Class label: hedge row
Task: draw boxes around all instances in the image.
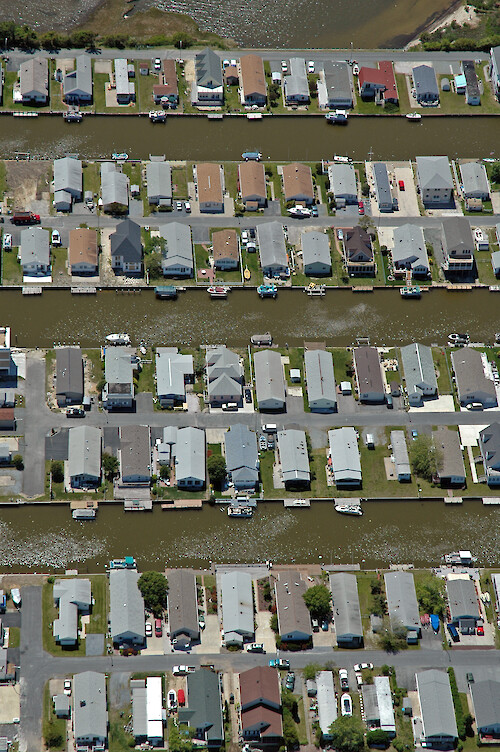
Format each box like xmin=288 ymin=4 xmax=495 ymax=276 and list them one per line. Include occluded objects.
xmin=447 ymin=667 xmax=466 ymax=740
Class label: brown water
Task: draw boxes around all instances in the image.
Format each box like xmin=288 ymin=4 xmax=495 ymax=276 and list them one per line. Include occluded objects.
xmin=0 ymin=115 xmax=498 ymax=162
xmin=0 ymin=501 xmax=499 ymax=572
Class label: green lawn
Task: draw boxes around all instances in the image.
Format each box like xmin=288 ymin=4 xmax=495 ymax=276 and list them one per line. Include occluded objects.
xmin=8 ymin=626 xmax=20 ymax=648
xmin=432 ymin=348 xmax=452 ymax=395
xmin=0 ymin=161 xmax=7 ymax=199
xmin=135 ymin=353 xmax=155 ymax=395
xmin=172 ymin=165 xmax=188 ymax=199
xmin=356 ymin=572 xmax=378 ymax=636
xmin=476 ymin=254 xmax=499 ymax=285
xmin=51 ymin=247 xmax=69 ymax=280
xmin=395 ymin=73 xmax=412 ymax=114
xmin=49 ymin=61 xmax=65 ymax=113
xmin=331 ymin=347 xmax=353 ymax=387
xmin=43 ymin=685 xmax=66 ymax=751
xmin=437 ymin=68 xmax=500 ymax=115
xmin=2 ymin=250 xmax=22 ymax=285
xmin=0 ymin=72 xmax=21 ymax=112
xmin=82 ymin=162 xmax=101 ymax=200
xmin=109 ymin=703 xmax=136 ymax=752
xmin=82 ymin=348 xmax=104 ymax=390
xmin=241 ymin=246 xmax=263 ymax=285
xmin=137 ymin=72 xmax=157 ymax=112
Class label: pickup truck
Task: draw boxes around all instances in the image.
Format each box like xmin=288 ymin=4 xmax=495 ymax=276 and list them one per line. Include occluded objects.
xmin=269 ymin=658 xmax=290 ymax=669
xmin=172 ymin=665 xmax=196 ymax=676
xmin=66 ymin=407 xmax=85 ymax=418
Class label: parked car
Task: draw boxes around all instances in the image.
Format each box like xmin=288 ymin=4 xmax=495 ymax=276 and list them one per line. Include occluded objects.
xmin=2 ymin=233 xmax=12 ymax=250
xmin=398 ymin=179 xmax=405 ymax=191
xmin=466 ymin=672 xmax=475 ymax=684
xmin=411 ymin=430 xmax=419 ymax=441
xmin=155 ymin=618 xmax=163 ymax=637
xmin=337 ymin=229 xmax=344 ymax=242
xmin=246 ymin=643 xmax=265 ymax=653
xmin=241 ymin=230 xmax=249 ymax=244
xmin=66 ymin=407 xmax=85 ymax=418
xmin=311 ymin=206 xmax=318 ymax=217
xmin=259 ymin=435 xmax=267 ymax=450
xmin=249 ymin=228 xmax=256 ymax=239
xmin=308 ymin=61 xmax=315 ymax=73
xmin=285 ymin=672 xmax=295 ymax=691
xmin=269 ymin=658 xmax=290 ymax=669
xmin=321 ymin=619 xmax=329 ymax=631
xmin=167 ymin=689 xmax=177 ymax=710
xmin=244 ymin=388 xmax=252 ymax=403
xmin=172 ymin=665 xmax=196 ymax=675
xmin=339 ymin=669 xmax=349 ymax=691
xmin=477 ymin=625 xmax=484 ymax=636
xmin=354 ymin=663 xmax=373 ymax=672
xmin=281 ymin=60 xmax=288 ymax=73
xmin=145 ymin=622 xmax=153 ymax=637
xmin=358 ymin=200 xmax=365 ymax=215
xmin=63 ymin=679 xmax=72 ymax=696
xmin=176 ymin=201 xmax=183 ymax=211
xmin=222 ymin=59 xmax=230 ymax=68
xmin=154 ymin=58 xmax=161 ymax=70
xmin=184 ymin=201 xmax=191 ymax=213
xmin=312 ymin=618 xmax=320 ymax=633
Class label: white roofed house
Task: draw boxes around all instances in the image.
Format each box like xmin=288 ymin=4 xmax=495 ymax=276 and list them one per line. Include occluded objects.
xmin=63 ymin=54 xmax=92 ymax=104
xmin=20 ymin=227 xmax=50 ymax=277
xmin=114 ymin=58 xmax=135 ymax=103
xmin=101 ymin=163 xmax=129 ymax=213
xmin=284 ymin=58 xmax=310 ymax=104
xmin=221 ymin=570 xmax=254 ymax=646
xmin=390 ymin=430 xmax=411 ymax=482
xmin=53 ymin=578 xmax=92 ymax=645
xmin=491 ymin=46 xmax=500 ymax=100
xmin=277 ymin=429 xmax=310 ymax=489
xmin=253 ymin=349 xmax=286 ymax=411
xmin=53 ymin=156 xmax=83 ymax=212
xmin=160 ymin=222 xmax=193 ymax=278
xmin=460 ymin=161 xmax=490 ymax=200
xmin=258 ymin=222 xmax=288 ymax=277
xmin=416 ymin=156 xmax=454 ymax=207
xmin=20 ymin=56 xmax=48 ymax=103
xmin=363 ymin=677 xmax=396 ymax=737
xmin=109 ymin=567 xmax=145 ymax=646
xmin=328 ymin=427 xmax=362 ymax=488
xmin=146 ymin=160 xmax=172 ymax=207
xmin=73 ymin=671 xmax=108 ymax=750
xmin=302 ymin=231 xmax=331 ymax=276
xmin=155 ymin=347 xmax=194 ymax=406
xmin=400 ymin=343 xmax=437 ymax=406
xmin=304 ymin=349 xmax=336 ymax=412
xmin=175 ymin=427 xmax=206 ymax=489
xmin=328 ymin=163 xmax=358 ymax=205
xmin=391 ymin=224 xmax=430 ymax=278
xmin=68 ymin=426 xmax=102 ymax=489
xmin=206 ymin=346 xmax=243 ymax=407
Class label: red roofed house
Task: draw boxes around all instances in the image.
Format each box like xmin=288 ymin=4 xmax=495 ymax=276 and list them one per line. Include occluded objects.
xmin=239 ymin=666 xmax=283 ymax=750
xmin=358 ymin=61 xmax=398 ymax=105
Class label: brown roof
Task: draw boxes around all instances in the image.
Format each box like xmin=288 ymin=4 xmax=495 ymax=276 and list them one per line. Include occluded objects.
xmin=69 ymin=229 xmax=98 ymax=267
xmin=196 ymin=163 xmax=223 ymax=204
xmin=282 ymin=163 xmax=314 ymax=201
xmin=212 ymin=229 xmax=239 ymax=263
xmin=160 ymin=59 xmax=178 ymax=96
xmin=224 ymin=65 xmax=239 ymax=82
xmin=238 ymin=161 xmax=266 ymax=201
xmin=240 ymin=54 xmax=267 ymax=99
xmin=240 ymin=667 xmax=283 ymax=739
xmin=274 ymin=570 xmax=311 ymax=638
xmin=242 ymin=706 xmax=283 ymax=738
xmin=353 ymin=346 xmax=385 ymax=395
xmin=345 ymin=226 xmax=373 ymax=262
xmin=0 ymin=408 xmax=14 ymax=421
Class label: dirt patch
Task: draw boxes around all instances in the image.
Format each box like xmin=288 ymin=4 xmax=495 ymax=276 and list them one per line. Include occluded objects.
xmin=5 ymin=160 xmax=52 ymax=211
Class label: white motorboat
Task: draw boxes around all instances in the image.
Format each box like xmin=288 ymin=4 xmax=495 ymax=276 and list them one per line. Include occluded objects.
xmin=11 ymin=588 xmax=21 ymax=607
xmin=335 ymin=504 xmax=363 ymax=516
xmin=448 ymin=332 xmax=469 ymax=345
xmin=106 ymin=333 xmax=131 ymax=346
xmin=341 ymin=693 xmax=353 ymax=716
xmin=406 ymin=112 xmax=422 ymax=121
xmin=227 ymin=505 xmax=254 ymax=518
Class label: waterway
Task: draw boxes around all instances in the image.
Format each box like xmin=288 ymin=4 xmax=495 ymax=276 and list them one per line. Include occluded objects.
xmin=0 ymin=115 xmax=498 ymax=162
xmin=0 ymin=501 xmax=499 ymax=572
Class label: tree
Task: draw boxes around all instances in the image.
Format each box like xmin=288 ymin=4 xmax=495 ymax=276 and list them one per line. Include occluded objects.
xmin=45 ymin=720 xmax=63 ymax=748
xmin=159 ymin=464 xmax=170 ymax=480
xmin=137 ymin=571 xmax=168 ymax=616
xmin=416 ymin=576 xmax=446 ymax=618
xmin=12 ymin=454 xmax=24 ymax=470
xmin=303 ymin=663 xmax=322 ymax=680
xmin=282 ymin=688 xmax=299 ymax=749
xmin=102 ymin=452 xmax=119 ymax=481
xmin=491 ymin=163 xmax=500 ymax=184
xmin=328 ymin=715 xmax=365 ymax=752
xmin=378 ymin=626 xmax=407 ymax=653
xmin=145 ymin=253 xmax=163 ymax=280
xmin=410 ymin=434 xmax=439 ymax=481
xmin=207 ymin=454 xmax=226 ymax=490
xmin=303 ymin=584 xmax=331 ymax=618
xmin=270 ymin=613 xmax=278 ymax=633
xmin=367 ymin=729 xmax=390 ymax=749
xmin=50 ymin=460 xmax=64 ymax=484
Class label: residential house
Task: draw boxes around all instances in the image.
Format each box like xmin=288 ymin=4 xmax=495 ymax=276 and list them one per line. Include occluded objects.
xmin=224 ymin=425 xmax=259 ymax=490
xmin=253 ymin=349 xmax=286 ymax=411
xmin=362 ymin=677 xmax=396 ymax=737
xmin=20 ymin=227 xmax=50 ymax=277
xmin=400 ymin=343 xmax=437 ymax=406
xmin=384 ymin=571 xmax=421 ymax=635
xmin=390 ymin=430 xmax=411 ymax=482
xmin=412 ymin=65 xmax=439 ymax=104
xmin=110 ymin=219 xmax=142 ymax=275
xmin=195 ymin=163 xmax=224 ymax=213
xmin=258 ymin=222 xmax=288 ymax=277
xmin=240 ymin=54 xmax=267 ymax=105
xmin=152 ymin=59 xmax=178 ymax=105
xmin=220 ymin=571 xmax=254 ymax=646
xmin=416 ymin=670 xmax=458 ymax=749
xmin=353 ymin=346 xmax=385 ymax=402
xmin=301 ymin=231 xmax=331 ymax=276
xmin=155 ymin=347 xmax=193 ymax=406
xmin=55 ymin=346 xmax=83 ymax=406
xmin=20 ymin=56 xmax=48 ymax=103
xmin=53 ymin=156 xmax=83 ymax=211
xmin=239 ymin=667 xmax=283 ymax=750
xmin=54 ymin=695 xmax=71 ymax=719
xmin=282 ymin=162 xmax=314 ymax=205
xmin=224 ymin=65 xmax=239 ymax=86
xmin=192 ymin=48 xmax=223 ymax=105
xmin=455 ymin=73 xmax=467 ymax=94
xmin=160 ymin=222 xmax=193 ymax=278
xmin=490 ymin=46 xmax=500 ymax=100
xmin=470 ymin=681 xmax=500 ymax=741
xmin=478 ymin=423 xmax=500 ymax=486
xmin=451 ymin=347 xmax=497 ymax=408
xmin=114 ymin=58 xmax=135 ymax=103
xmin=101 ymin=163 xmax=129 ymax=213
xmin=416 ymin=156 xmax=454 ymax=207
xmin=167 ymin=569 xmax=200 ymax=647
xmin=328 ymin=163 xmax=358 ymax=205
xmin=316 ymin=672 xmax=337 ymax=742
xmin=328 ymin=427 xmax=362 ymax=487
xmin=433 ymin=426 xmax=466 ymax=487
xmin=68 ymin=426 xmax=102 ymax=488
xmin=0 ymin=409 xmax=15 ymax=431
xmin=492 ymin=250 xmax=500 ymax=277
xmin=277 ymin=429 xmax=310 ymax=489
xmin=0 ymin=328 xmax=12 ymax=383
xmin=109 ymin=567 xmax=145 ymax=646
xmin=132 ymin=676 xmax=163 ymax=747
xmin=318 ymin=61 xmax=353 ymax=109
xmin=119 ymin=425 xmax=151 ymax=485
xmin=391 ymin=224 xmax=430 ymax=278
xmin=175 ymin=427 xmax=206 ymax=489
xmin=459 ymin=161 xmax=490 ymax=200
xmin=238 ymin=161 xmax=267 ymax=208
xmin=358 ymin=61 xmax=398 ymax=104
xmin=69 ymin=228 xmax=98 ymax=275
xmin=53 ymin=578 xmax=92 ymax=646
xmin=146 ymin=160 xmax=172 ymax=207
xmin=206 ymin=346 xmax=242 ymax=407
xmin=329 ymin=572 xmax=363 ymax=648
xmin=284 ymin=58 xmax=310 ymax=104
xmin=178 ymin=670 xmax=224 ymax=748
xmin=373 ymin=162 xmax=395 ymax=212
xmin=344 ymin=227 xmax=376 ymax=276
xmin=212 ymin=229 xmax=239 ymax=270
xmin=275 ymin=571 xmax=312 ymax=643
xmin=102 ymin=347 xmax=134 ymax=410
xmin=462 ymin=60 xmax=480 ymax=105
xmin=304 ymin=349 xmax=336 ymax=412
xmin=73 ymin=672 xmax=108 ymax=750
xmin=442 ymin=217 xmax=475 ymax=274
xmin=63 ymin=54 xmax=92 ymax=104
xmin=446 ymin=577 xmax=480 ymax=632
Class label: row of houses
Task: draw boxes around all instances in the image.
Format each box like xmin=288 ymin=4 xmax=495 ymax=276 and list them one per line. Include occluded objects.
xmin=411 ymin=60 xmax=481 ymax=106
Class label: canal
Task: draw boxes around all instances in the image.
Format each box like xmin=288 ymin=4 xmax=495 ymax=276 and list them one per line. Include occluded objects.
xmin=0 ymin=115 xmax=498 ymax=161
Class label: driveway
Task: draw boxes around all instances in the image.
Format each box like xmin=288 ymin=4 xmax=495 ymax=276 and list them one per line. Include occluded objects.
xmin=393 ymin=164 xmax=420 ymax=217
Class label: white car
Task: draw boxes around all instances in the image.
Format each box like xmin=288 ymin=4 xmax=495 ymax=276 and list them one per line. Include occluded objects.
xmin=246 ymin=643 xmax=265 ymax=653
xmin=230 ymin=59 xmax=237 ymax=67
xmin=145 ymin=622 xmax=153 ymax=637
xmin=281 ymin=60 xmax=288 ymax=73
xmin=172 ymin=665 xmax=195 ymax=675
xmin=337 ymin=229 xmax=344 ymax=242
xmin=354 ymin=662 xmax=373 ymax=672
xmin=176 ymin=201 xmax=183 ymax=211
xmin=222 ymin=59 xmax=230 ymax=68
xmin=184 ymin=201 xmax=191 ymax=213
xmin=63 ymin=679 xmax=72 ymax=696
xmin=2 ymin=233 xmax=12 ymax=250
xmin=308 ymin=61 xmax=315 ymax=73
xmin=167 ymin=689 xmax=177 ymax=710
xmin=51 ymin=229 xmax=61 ymax=246
xmin=154 ymin=58 xmax=161 ymax=70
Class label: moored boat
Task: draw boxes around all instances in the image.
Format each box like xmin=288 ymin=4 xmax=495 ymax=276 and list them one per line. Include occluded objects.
xmin=257 ymin=284 xmax=277 ymax=298
xmin=325 ymin=110 xmax=348 ymax=124
xmin=207 ymin=285 xmax=230 ymax=298
xmin=335 ymin=504 xmax=363 ymax=516
xmin=448 ymin=332 xmax=469 ymax=345
xmin=106 ymin=333 xmax=131 ymax=345
xmin=227 ymin=505 xmax=254 ymax=518
xmin=112 ymin=152 xmax=128 ymax=161
xmin=406 ymin=112 xmax=422 ymax=121
xmin=149 ymin=110 xmax=167 ymax=122
xmin=11 ymin=588 xmax=21 ymax=607
xmin=400 ymin=285 xmax=421 ymax=298
xmin=63 ymin=111 xmax=83 ymax=122
xmin=241 ymin=151 xmax=262 ymax=161
xmin=251 ymin=333 xmax=273 ymax=346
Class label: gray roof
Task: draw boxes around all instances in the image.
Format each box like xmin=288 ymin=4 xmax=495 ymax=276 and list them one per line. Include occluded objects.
xmin=363 ymin=685 xmax=379 ymax=724
xmin=323 ymin=60 xmax=352 ymax=104
xmin=442 ymin=217 xmax=474 ymax=258
xmin=275 ymin=570 xmax=311 ymax=639
xmin=284 ymin=58 xmax=309 ymax=99
xmin=160 ymin=222 xmax=193 ymax=273
xmin=471 ymin=681 xmax=500 ymax=732
xmin=363 ymin=677 xmax=395 ymax=733
xmin=168 ymin=569 xmax=200 ymax=641
xmin=390 ymin=431 xmax=411 ymax=478
xmin=416 ymin=156 xmax=453 ymax=191
xmin=328 ymin=427 xmax=362 ymax=484
xmin=328 ymin=163 xmax=357 ymax=198
xmin=178 ymin=670 xmax=224 ymax=744
xmin=304 ymin=349 xmax=336 ymax=410
xmin=20 ymin=227 xmax=50 ymax=267
xmin=400 ymin=343 xmax=437 ymax=397
xmin=460 ymin=161 xmax=489 ymax=197
xmin=114 ymin=58 xmax=133 ymax=97
xmin=119 ymin=425 xmax=151 ymax=480
xmin=101 ymin=167 xmax=129 ymax=208
xmin=111 ymin=219 xmax=142 ymax=263
xmin=56 ymin=347 xmax=83 ymax=402
xmin=329 ymin=572 xmax=362 ymax=640
xmin=53 ymin=578 xmax=92 ymax=644
xmin=302 ymin=232 xmax=331 ymax=270
xmin=54 ymin=694 xmax=70 ymax=715
xmin=384 ymin=571 xmax=420 ymax=631
xmin=54 ymin=156 xmax=82 ymax=196
xmin=109 ymin=568 xmax=145 ymax=642
xmin=451 ymin=347 xmax=497 ymax=407
xmin=208 ymin=372 xmax=241 ymax=402
xmin=156 ymin=347 xmax=193 ymax=401
xmin=63 ymin=54 xmax=92 ymax=99
xmin=206 ymin=347 xmax=242 ymax=382
xmin=463 ymin=60 xmax=480 ymax=99
xmin=132 ymin=683 xmax=147 ymax=738
xmin=480 ymin=423 xmax=500 ymax=477
xmin=434 ymin=426 xmax=466 ymax=481
xmin=277 ymin=429 xmax=310 ymax=484
xmin=221 ymin=571 xmax=254 ymax=642
xmin=492 ymin=249 xmax=500 ymax=272
xmin=195 ymin=48 xmax=222 ymax=88
xmin=373 ymin=162 xmax=392 ymax=207
xmin=68 ymin=426 xmax=102 ymax=481
xmin=20 ymin=56 xmax=48 ymax=98
xmin=73 ymin=671 xmax=108 ymax=744
xmin=446 ymin=578 xmax=480 ymax=621
xmin=175 ymin=427 xmax=205 ymax=485
xmin=316 ymin=671 xmax=337 ymax=735
xmin=254 ymin=349 xmax=286 ymax=408
xmin=258 ymin=222 xmax=287 ymax=270
xmin=224 ymin=425 xmax=259 ymax=486
xmin=105 ymin=347 xmax=134 ymax=389
xmin=392 ymin=224 xmax=429 ymax=272
xmin=417 ymin=670 xmax=458 ymax=740
xmin=412 ymin=64 xmax=439 ymax=97
xmin=146 ymin=161 xmax=172 ymax=202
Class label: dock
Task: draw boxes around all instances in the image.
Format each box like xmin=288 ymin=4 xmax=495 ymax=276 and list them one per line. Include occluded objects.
xmin=22 ymin=287 xmax=42 ymax=295
xmin=444 ymin=497 xmax=463 ymax=504
xmin=13 ymin=111 xmax=38 ymax=117
xmin=207 ymin=113 xmax=223 ymax=119
xmin=482 ymin=497 xmax=500 ymax=505
xmin=352 ymin=286 xmax=373 ymax=292
xmin=283 ymin=498 xmax=311 ymax=507
xmin=71 ymin=287 xmax=97 ymax=294
xmin=155 ymin=285 xmax=178 ymax=299
xmin=161 ymin=498 xmax=203 ymax=510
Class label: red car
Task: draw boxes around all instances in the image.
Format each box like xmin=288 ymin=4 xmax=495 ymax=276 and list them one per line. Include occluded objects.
xmin=398 ymin=180 xmax=405 ymax=191
xmin=358 ymin=201 xmax=364 ymax=215
xmin=155 ymin=618 xmax=163 ymax=637
xmin=477 ymin=625 xmax=484 ymax=636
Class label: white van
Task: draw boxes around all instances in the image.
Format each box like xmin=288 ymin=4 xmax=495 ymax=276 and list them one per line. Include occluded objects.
xmin=263 ymin=424 xmax=277 ymax=433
